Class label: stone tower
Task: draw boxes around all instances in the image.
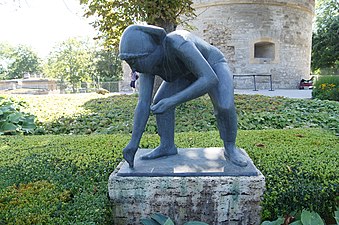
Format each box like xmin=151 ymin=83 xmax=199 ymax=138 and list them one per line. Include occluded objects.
xmin=190 ymin=0 xmax=315 ymax=89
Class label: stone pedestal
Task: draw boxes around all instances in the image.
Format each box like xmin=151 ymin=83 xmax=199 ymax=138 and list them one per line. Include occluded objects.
xmin=108 ymin=148 xmax=265 ymax=225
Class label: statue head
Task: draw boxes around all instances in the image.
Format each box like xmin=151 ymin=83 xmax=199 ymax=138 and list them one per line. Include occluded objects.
xmin=119 ymin=25 xmax=167 ymax=72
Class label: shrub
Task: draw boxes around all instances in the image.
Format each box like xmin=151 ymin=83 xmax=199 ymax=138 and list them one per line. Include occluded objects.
xmin=17 ymin=94 xmax=339 ymax=135
xmin=239 ymin=129 xmax=338 ymax=222
xmin=312 ymin=75 xmax=339 ymax=101
xmin=0 ymin=129 xmax=337 ymax=224
xmin=0 ymin=134 xmax=126 ymax=224
xmin=261 ymin=210 xmax=327 ymax=225
xmin=0 ymin=95 xmax=36 ymax=135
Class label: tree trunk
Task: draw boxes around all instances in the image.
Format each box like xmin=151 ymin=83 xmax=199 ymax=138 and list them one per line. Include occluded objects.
xmin=152 ymin=19 xmax=177 ymax=97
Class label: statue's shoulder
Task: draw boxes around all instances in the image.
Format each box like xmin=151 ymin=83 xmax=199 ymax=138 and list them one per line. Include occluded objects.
xmin=165 ymin=30 xmax=192 ymax=49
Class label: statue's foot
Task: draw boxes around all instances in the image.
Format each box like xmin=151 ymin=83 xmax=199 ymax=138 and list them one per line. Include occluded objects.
xmin=224 ymin=148 xmax=248 ymax=167
xmin=141 ymin=145 xmax=178 ymax=160
xmin=123 ymin=148 xmax=137 ymax=168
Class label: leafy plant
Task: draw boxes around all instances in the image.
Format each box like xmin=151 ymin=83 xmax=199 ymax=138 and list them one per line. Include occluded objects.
xmin=16 ymin=94 xmax=339 ymax=135
xmin=312 ymin=75 xmax=339 ymax=101
xmin=335 ymin=207 xmax=339 ymax=224
xmin=0 ymin=96 xmax=36 ymax=135
xmin=141 ymin=213 xmax=208 ymax=225
xmin=261 ymin=210 xmax=327 ymax=225
xmin=80 ymin=0 xmax=196 ymax=48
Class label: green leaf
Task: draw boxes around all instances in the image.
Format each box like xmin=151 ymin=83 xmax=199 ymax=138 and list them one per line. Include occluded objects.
xmin=334 ymin=208 xmax=339 ymax=225
xmin=184 ymin=222 xmax=209 ymax=225
xmin=21 ymin=122 xmax=36 ymax=133
xmin=151 ymin=213 xmax=173 ymax=225
xmin=261 ymin=217 xmax=284 ymax=225
xmin=289 ymin=221 xmax=302 ymax=225
xmin=140 ymin=218 xmax=160 ymax=225
xmin=301 ymin=210 xmax=324 ymax=225
xmin=0 ymin=122 xmax=18 ymax=133
xmin=7 ymin=112 xmax=23 ymax=123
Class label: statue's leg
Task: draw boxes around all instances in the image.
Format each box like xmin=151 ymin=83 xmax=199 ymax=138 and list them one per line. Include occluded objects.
xmin=208 ymin=62 xmax=248 ymax=167
xmin=141 ymin=78 xmax=191 ymax=160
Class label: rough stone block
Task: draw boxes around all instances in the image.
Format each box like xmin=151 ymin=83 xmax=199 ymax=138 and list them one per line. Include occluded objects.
xmin=108 ymin=148 xmax=265 ymax=225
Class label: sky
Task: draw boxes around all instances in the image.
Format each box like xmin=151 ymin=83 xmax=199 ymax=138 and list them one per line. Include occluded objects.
xmin=0 ymin=0 xmax=97 ymax=58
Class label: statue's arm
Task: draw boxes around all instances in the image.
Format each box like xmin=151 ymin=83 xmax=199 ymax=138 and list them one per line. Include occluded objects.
xmin=128 ymin=73 xmax=154 ymax=147
xmin=151 ymin=41 xmax=218 ymax=114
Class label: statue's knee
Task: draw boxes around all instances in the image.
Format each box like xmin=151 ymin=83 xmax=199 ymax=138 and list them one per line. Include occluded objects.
xmin=214 ymin=103 xmax=235 ymax=116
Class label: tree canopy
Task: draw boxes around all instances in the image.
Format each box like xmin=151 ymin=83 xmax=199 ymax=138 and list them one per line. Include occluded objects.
xmin=80 ymin=0 xmax=196 ymax=48
xmin=43 ymin=38 xmax=123 ymax=92
xmin=94 ymin=49 xmax=122 ymax=82
xmin=44 ymin=38 xmax=94 ymax=92
xmin=0 ymin=43 xmax=42 ymax=80
xmin=311 ymin=0 xmax=339 ymax=74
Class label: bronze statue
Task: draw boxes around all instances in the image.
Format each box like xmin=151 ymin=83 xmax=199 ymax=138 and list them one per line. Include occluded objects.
xmin=119 ymin=24 xmax=248 ymax=168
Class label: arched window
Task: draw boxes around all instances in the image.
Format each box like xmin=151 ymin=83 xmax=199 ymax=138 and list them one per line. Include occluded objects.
xmin=254 ymin=42 xmax=275 ymax=59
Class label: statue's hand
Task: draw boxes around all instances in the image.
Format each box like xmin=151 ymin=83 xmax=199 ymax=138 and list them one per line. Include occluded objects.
xmin=123 ymin=142 xmax=138 ymax=168
xmin=150 ymin=98 xmax=174 ymax=114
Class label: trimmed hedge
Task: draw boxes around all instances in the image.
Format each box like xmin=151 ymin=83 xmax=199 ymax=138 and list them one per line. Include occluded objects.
xmin=1 ymin=129 xmax=338 ymax=224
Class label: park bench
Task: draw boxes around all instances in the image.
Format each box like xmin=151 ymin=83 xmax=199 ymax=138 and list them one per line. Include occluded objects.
xmin=233 ymin=74 xmax=274 ymax=91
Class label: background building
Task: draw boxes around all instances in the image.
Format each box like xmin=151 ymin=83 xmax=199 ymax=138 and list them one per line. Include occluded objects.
xmin=189 ymin=0 xmax=315 ymax=89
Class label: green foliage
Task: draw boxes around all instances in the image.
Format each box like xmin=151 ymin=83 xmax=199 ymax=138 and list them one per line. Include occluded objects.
xmin=0 ymin=181 xmax=69 ymax=224
xmin=0 ymin=134 xmax=125 ymax=224
xmin=261 ymin=210 xmax=326 ymax=225
xmin=335 ymin=207 xmax=339 ymax=224
xmin=44 ymin=38 xmax=95 ymax=93
xmin=0 ymin=129 xmax=337 ymax=224
xmin=80 ymin=0 xmax=196 ymax=48
xmin=261 ymin=217 xmax=284 ymax=225
xmin=94 ymin=49 xmax=123 ymax=82
xmin=312 ymin=76 xmax=339 ymax=101
xmin=300 ymin=210 xmax=325 ymax=225
xmin=17 ymin=94 xmax=339 ymax=135
xmin=0 ymin=43 xmax=42 ymax=79
xmin=0 ymin=96 xmax=36 ymax=135
xmin=311 ymin=0 xmax=339 ymax=74
xmin=141 ymin=213 xmax=208 ymax=225
xmin=141 ymin=213 xmax=175 ymax=225
xmin=244 ymin=130 xmax=338 ymax=222
xmin=0 ymin=42 xmax=13 ymax=79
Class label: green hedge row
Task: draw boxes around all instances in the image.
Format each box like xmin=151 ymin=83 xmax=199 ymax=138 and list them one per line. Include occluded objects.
xmin=1 ymin=129 xmax=338 ymax=224
xmin=19 ymin=94 xmax=339 ymax=135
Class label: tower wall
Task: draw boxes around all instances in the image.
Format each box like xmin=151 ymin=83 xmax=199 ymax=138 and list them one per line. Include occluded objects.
xmin=190 ymin=0 xmax=315 ymax=89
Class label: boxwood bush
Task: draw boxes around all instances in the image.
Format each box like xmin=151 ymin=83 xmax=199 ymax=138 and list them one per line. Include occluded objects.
xmin=1 ymin=129 xmax=338 ymax=224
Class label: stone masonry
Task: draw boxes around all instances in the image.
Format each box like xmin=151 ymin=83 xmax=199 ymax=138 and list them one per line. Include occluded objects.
xmin=109 ymin=147 xmax=266 ymax=225
xmin=190 ymin=0 xmax=315 ymax=89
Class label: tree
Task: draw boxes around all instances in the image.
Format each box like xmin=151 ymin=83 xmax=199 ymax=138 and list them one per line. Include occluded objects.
xmin=0 ymin=43 xmax=13 ymax=79
xmin=44 ymin=38 xmax=94 ymax=93
xmin=94 ymin=49 xmax=123 ymax=82
xmin=80 ymin=0 xmax=196 ymax=94
xmin=311 ymin=0 xmax=339 ymax=74
xmin=0 ymin=43 xmax=42 ymax=79
xmin=80 ymin=0 xmax=196 ymax=48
